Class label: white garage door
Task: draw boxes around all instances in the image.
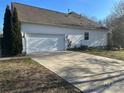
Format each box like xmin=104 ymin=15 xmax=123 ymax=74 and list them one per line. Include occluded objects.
xmin=26 ymin=33 xmax=65 ymax=54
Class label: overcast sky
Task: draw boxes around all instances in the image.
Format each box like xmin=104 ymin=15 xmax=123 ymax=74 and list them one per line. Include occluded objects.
xmin=0 ymin=0 xmax=120 ymax=30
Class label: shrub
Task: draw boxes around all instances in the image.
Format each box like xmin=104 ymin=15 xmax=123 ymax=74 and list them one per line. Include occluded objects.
xmin=11 ymin=7 xmax=22 ymax=55
xmin=2 ymin=5 xmax=13 ymax=56
xmin=2 ymin=6 xmax=22 ymax=57
xmin=67 ymin=45 xmax=88 ymax=51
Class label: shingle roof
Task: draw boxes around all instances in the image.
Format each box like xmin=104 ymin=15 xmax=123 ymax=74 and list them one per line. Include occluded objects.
xmin=12 ymin=2 xmax=107 ymax=30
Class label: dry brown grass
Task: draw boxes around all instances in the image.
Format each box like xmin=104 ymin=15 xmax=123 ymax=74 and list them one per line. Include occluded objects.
xmin=0 ymin=58 xmax=81 ymax=93
xmin=84 ymin=50 xmax=124 ymax=61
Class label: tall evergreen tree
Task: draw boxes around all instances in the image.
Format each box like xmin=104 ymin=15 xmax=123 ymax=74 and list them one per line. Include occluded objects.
xmin=2 ymin=5 xmax=13 ymax=56
xmin=12 ymin=7 xmax=22 ymax=55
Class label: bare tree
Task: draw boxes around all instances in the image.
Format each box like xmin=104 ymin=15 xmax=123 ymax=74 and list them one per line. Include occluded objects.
xmin=113 ymin=0 xmax=124 ymax=17
xmin=106 ymin=0 xmax=124 ymax=49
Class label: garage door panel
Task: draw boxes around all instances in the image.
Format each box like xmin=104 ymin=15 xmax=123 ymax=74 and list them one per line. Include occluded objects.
xmin=26 ymin=34 xmax=65 ymax=54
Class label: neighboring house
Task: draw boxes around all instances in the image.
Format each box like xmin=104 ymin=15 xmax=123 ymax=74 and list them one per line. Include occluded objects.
xmin=12 ymin=2 xmax=108 ymax=54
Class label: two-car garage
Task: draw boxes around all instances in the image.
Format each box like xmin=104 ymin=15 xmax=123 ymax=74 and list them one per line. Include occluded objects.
xmin=25 ymin=33 xmax=65 ymax=54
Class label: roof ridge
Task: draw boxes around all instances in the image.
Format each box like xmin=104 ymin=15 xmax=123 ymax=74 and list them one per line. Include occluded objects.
xmin=11 ymin=2 xmax=67 ymax=15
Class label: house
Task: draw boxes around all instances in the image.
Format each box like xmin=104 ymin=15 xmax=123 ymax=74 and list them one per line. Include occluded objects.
xmin=11 ymin=2 xmax=108 ymax=54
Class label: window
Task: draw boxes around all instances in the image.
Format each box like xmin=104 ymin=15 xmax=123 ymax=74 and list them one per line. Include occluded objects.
xmin=84 ymin=32 xmax=89 ymax=40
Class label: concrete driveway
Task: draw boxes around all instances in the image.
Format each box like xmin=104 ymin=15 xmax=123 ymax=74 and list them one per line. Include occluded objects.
xmin=31 ymin=51 xmax=124 ymax=93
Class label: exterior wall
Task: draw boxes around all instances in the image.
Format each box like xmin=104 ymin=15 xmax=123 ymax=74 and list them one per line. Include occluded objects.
xmin=21 ymin=23 xmax=108 ymax=52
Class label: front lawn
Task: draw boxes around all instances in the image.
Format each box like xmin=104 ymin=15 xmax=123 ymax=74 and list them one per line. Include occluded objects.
xmin=0 ymin=58 xmax=81 ymax=93
xmin=84 ymin=50 xmax=124 ymax=61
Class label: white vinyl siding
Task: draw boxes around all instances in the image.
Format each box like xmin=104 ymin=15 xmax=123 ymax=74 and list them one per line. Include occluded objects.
xmin=21 ymin=23 xmax=108 ymax=53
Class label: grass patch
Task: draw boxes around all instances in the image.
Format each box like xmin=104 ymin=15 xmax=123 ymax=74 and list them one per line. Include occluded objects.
xmin=0 ymin=58 xmax=81 ymax=93
xmin=84 ymin=50 xmax=124 ymax=60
